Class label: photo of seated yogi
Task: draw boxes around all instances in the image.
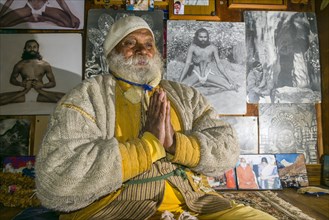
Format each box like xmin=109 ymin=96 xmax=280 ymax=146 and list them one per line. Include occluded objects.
xmin=0 ymin=39 xmax=65 ymax=106
xmin=0 ymin=0 xmax=80 ymax=28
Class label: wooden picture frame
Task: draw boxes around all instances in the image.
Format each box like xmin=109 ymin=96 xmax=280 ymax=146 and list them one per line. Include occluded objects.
xmin=228 ymin=0 xmax=288 ymax=10
xmin=169 ymin=0 xmax=221 ymax=21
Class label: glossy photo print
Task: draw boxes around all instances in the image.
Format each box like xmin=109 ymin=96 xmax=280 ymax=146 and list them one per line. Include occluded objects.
xmin=244 ymin=11 xmax=321 ymax=104
xmin=0 ymin=33 xmax=82 ymax=115
xmin=207 ymin=168 xmax=237 ymax=190
xmin=3 ymin=156 xmax=35 ymax=178
xmin=0 ymin=0 xmax=85 ymax=29
xmin=236 ymin=155 xmax=282 ymax=190
xmin=166 ymin=20 xmax=246 ymax=115
xmin=275 ymin=153 xmax=309 ymax=188
xmin=85 ymin=9 xmax=164 ymax=78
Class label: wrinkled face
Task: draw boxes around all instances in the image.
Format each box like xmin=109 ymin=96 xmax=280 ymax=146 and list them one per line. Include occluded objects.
xmin=25 ymin=41 xmax=39 ymax=54
xmin=115 ymin=28 xmax=155 ymax=66
xmin=108 ymin=28 xmax=163 ymax=84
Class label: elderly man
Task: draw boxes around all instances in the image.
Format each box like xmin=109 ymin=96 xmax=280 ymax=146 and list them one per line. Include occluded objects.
xmin=36 ymin=16 xmax=275 ymax=219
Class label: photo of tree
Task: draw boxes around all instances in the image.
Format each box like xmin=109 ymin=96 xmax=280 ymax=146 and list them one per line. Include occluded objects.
xmin=245 ymin=11 xmax=321 ymax=103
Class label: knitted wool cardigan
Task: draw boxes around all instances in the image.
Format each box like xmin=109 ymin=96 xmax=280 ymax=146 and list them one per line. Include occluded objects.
xmin=35 ymin=75 xmax=239 ymax=212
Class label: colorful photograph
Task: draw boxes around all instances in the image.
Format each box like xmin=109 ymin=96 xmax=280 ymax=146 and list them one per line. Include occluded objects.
xmin=207 ymin=168 xmax=237 ymax=190
xmin=236 ymin=155 xmax=281 ymax=190
xmin=275 ymin=153 xmax=309 ymax=188
xmin=3 ymin=156 xmax=35 ymax=178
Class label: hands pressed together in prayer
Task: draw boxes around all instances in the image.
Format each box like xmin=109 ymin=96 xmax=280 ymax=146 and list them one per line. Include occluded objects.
xmin=144 ymin=88 xmax=176 ymax=155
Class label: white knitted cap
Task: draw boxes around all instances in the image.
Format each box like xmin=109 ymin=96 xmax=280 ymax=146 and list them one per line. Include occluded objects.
xmin=103 ymin=16 xmax=154 ymax=57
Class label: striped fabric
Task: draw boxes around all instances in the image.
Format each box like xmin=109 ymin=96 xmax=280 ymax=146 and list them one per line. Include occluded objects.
xmin=89 ymin=159 xmax=231 ymax=219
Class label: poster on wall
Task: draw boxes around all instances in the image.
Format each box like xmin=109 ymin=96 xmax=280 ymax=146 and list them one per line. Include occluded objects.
xmin=0 ymin=118 xmax=32 ymax=166
xmin=85 ymin=9 xmax=164 ymax=78
xmin=244 ymin=11 xmax=321 ymax=104
xmin=219 ymin=116 xmax=258 ymax=154
xmin=275 ymin=153 xmax=309 ymax=188
xmin=166 ymin=20 xmax=246 ymax=115
xmin=0 ymin=33 xmax=83 ymax=115
xmin=0 ymin=0 xmax=85 ymax=30
xmin=236 ymin=154 xmax=281 ymax=190
xmin=259 ymin=103 xmax=318 ymax=164
xmin=2 ymin=156 xmax=35 ymax=178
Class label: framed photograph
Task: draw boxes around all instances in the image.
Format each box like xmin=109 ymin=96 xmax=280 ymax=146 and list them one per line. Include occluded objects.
xmin=275 ymin=153 xmax=309 ymax=188
xmin=244 ymin=11 xmax=321 ymax=104
xmin=166 ymin=20 xmax=246 ymax=115
xmin=85 ymin=9 xmax=164 ymax=78
xmin=322 ymin=154 xmax=329 ymax=187
xmin=0 ymin=116 xmax=34 ymax=165
xmin=228 ymin=0 xmax=287 ymax=10
xmin=0 ymin=0 xmax=85 ymax=30
xmin=259 ymin=103 xmax=318 ymax=164
xmin=236 ymin=155 xmax=282 ymax=190
xmin=3 ymin=156 xmax=35 ymax=178
xmin=0 ymin=33 xmax=83 ymax=115
xmin=169 ymin=0 xmax=220 ymax=21
xmin=220 ymin=116 xmax=258 ymax=154
xmin=207 ymin=168 xmax=237 ymax=190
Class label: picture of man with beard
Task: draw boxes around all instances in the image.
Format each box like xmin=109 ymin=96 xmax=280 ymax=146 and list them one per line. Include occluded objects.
xmin=180 ymin=27 xmax=239 ymax=92
xmin=35 ymin=16 xmax=275 ymax=219
xmin=0 ymin=39 xmax=65 ymax=106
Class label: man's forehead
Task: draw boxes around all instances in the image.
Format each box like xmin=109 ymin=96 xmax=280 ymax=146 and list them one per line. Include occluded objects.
xmin=124 ymin=28 xmax=154 ymax=39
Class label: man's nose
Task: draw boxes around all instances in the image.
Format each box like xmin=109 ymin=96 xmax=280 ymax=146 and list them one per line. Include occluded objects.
xmin=134 ymin=43 xmax=147 ymax=54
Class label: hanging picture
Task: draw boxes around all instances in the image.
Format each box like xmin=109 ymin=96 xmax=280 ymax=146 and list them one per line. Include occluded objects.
xmin=166 ymin=20 xmax=246 ymax=115
xmin=259 ymin=103 xmax=318 ymax=164
xmin=220 ymin=116 xmax=258 ymax=154
xmin=244 ymin=11 xmax=321 ymax=104
xmin=85 ymin=9 xmax=164 ymax=78
xmin=0 ymin=0 xmax=85 ymax=30
xmin=207 ymin=168 xmax=237 ymax=190
xmin=3 ymin=156 xmax=35 ymax=178
xmin=0 ymin=117 xmax=32 ymax=165
xmin=0 ymin=33 xmax=82 ymax=115
xmin=126 ymin=0 xmax=154 ymax=11
xmin=236 ymin=154 xmax=282 ymax=190
xmin=275 ymin=153 xmax=309 ymax=188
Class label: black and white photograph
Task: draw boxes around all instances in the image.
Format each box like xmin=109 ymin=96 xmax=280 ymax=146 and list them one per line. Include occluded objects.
xmin=0 ymin=118 xmax=31 ymax=164
xmin=85 ymin=9 xmax=164 ymax=78
xmin=220 ymin=116 xmax=258 ymax=154
xmin=166 ymin=20 xmax=246 ymax=115
xmin=245 ymin=11 xmax=321 ymax=104
xmin=0 ymin=33 xmax=82 ymax=115
xmin=259 ymin=103 xmax=318 ymax=164
xmin=0 ymin=0 xmax=85 ymax=29
xmin=236 ymin=154 xmax=282 ymax=190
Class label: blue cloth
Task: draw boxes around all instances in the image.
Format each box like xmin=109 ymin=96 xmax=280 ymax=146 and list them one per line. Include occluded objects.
xmin=13 ymin=207 xmax=59 ymax=220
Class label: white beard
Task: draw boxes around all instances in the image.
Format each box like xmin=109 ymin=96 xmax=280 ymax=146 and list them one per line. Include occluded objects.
xmin=107 ymin=50 xmax=164 ymax=85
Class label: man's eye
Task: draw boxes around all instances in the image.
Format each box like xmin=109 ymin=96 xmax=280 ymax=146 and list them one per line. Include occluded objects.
xmin=123 ymin=39 xmax=136 ymax=48
xmin=145 ymin=42 xmax=153 ymax=49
